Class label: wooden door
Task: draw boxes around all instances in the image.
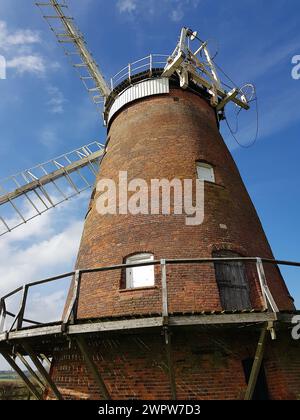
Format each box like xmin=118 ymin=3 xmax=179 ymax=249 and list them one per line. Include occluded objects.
xmin=213 ymin=251 xmax=251 ymax=311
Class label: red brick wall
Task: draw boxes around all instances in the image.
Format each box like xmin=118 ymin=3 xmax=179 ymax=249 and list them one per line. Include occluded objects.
xmin=72 ymin=87 xmax=293 ymax=320
xmin=47 ymin=330 xmax=300 ymax=400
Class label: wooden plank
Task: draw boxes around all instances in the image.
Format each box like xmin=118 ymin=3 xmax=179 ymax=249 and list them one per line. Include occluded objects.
xmin=62 ymin=270 xmax=81 ymax=327
xmin=161 ymin=259 xmax=169 ymax=319
xmin=21 ymin=340 xmax=63 ymax=400
xmin=4 ymin=324 xmax=62 ymax=341
xmin=256 ymin=258 xmax=279 ymax=312
xmin=164 ymin=328 xmax=177 ymax=399
xmin=40 ymin=353 xmax=52 ymax=368
xmin=1 ymin=313 xmax=282 ymax=344
xmin=16 ymin=352 xmax=46 ymax=390
xmin=244 ymin=325 xmax=268 ymax=400
xmin=69 ymin=317 xmax=163 ymax=335
xmin=169 ymin=313 xmax=277 ymax=326
xmin=0 ymin=349 xmax=42 ymax=400
xmin=76 ymin=336 xmax=110 ymax=400
xmin=0 ymin=299 xmax=6 ymax=332
xmin=17 ymin=285 xmax=29 ymax=330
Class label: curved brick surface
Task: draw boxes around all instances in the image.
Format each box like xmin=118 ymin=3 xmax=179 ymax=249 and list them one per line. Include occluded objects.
xmin=47 ymin=330 xmax=300 ymax=400
xmin=73 ymin=87 xmax=293 ymax=319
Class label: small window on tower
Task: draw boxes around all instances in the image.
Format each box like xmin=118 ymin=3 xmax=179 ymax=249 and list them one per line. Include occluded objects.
xmin=196 ymin=162 xmax=215 ymax=183
xmin=125 ymin=253 xmax=155 ymax=289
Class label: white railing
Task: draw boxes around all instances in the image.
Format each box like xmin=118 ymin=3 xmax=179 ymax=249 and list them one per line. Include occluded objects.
xmin=1 ymin=257 xmax=298 ymax=334
xmin=110 ymin=54 xmax=169 ymax=90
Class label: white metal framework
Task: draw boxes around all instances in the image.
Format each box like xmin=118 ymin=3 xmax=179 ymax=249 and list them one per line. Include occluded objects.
xmin=162 ymin=27 xmax=250 ymax=117
xmin=36 ymin=0 xmax=111 ymax=115
xmin=0 ymin=142 xmax=104 ymax=237
xmin=0 ymin=5 xmax=255 ymax=238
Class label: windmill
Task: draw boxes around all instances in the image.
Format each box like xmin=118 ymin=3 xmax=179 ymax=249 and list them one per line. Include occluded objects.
xmin=0 ymin=1 xmax=251 ymax=237
xmin=0 ymin=0 xmax=298 ymax=402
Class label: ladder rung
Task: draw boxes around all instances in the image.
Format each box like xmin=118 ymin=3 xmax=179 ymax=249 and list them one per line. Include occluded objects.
xmin=36 ymin=2 xmax=67 ymax=7
xmin=88 ymin=87 xmax=100 ymax=93
xmin=43 ymin=15 xmax=74 ymax=20
xmin=58 ymin=40 xmax=77 ymax=44
xmin=65 ymin=51 xmax=81 ymax=56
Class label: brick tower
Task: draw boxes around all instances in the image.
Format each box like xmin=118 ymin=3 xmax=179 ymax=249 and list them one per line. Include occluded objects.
xmin=0 ymin=6 xmax=299 ymax=401
xmin=45 ymin=75 xmax=300 ymax=399
xmin=45 ymin=30 xmax=299 ymax=400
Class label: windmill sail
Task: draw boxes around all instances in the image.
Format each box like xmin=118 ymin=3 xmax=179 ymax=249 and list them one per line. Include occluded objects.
xmin=0 ymin=142 xmax=104 ymax=237
xmin=36 ymin=0 xmax=111 ymax=115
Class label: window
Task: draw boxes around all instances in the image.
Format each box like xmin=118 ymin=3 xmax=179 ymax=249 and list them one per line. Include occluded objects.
xmin=196 ymin=162 xmax=215 ymax=183
xmin=125 ymin=253 xmax=155 ymax=289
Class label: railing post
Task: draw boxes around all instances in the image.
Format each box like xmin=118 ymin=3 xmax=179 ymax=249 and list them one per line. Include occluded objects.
xmin=256 ymin=258 xmax=279 ymax=313
xmin=161 ymin=259 xmax=169 ymax=320
xmin=0 ymin=298 xmax=6 ymax=332
xmin=17 ymin=285 xmax=29 ymax=330
xmin=62 ymin=270 xmax=81 ymax=331
xmin=128 ymin=63 xmax=131 ymax=83
xmin=149 ymin=54 xmax=153 ymax=77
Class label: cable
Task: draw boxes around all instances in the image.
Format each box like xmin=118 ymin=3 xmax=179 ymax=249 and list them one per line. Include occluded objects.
xmin=189 ymin=31 xmax=259 ymax=148
xmin=224 ymin=93 xmax=259 ymax=149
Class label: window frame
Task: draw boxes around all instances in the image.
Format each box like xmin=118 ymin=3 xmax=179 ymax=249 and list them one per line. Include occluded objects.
xmin=125 ymin=253 xmax=155 ymax=290
xmin=196 ymin=162 xmax=215 ymax=183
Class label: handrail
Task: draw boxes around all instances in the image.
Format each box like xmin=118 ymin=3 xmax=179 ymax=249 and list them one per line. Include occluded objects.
xmin=110 ymin=54 xmax=169 ymax=90
xmin=0 ymin=257 xmax=298 ymax=333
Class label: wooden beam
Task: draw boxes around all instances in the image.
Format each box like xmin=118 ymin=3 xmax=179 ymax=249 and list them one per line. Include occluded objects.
xmin=244 ymin=324 xmax=268 ymax=400
xmin=16 ymin=352 xmax=46 ymax=390
xmin=0 ymin=313 xmax=283 ymax=344
xmin=0 ymin=349 xmax=42 ymax=400
xmin=62 ymin=270 xmax=81 ymax=330
xmin=161 ymin=259 xmax=169 ymax=320
xmin=17 ymin=285 xmax=29 ymax=330
xmin=169 ymin=312 xmax=277 ymax=326
xmin=40 ymin=353 xmax=52 ymax=368
xmin=164 ymin=328 xmax=177 ymax=399
xmin=256 ymin=258 xmax=279 ymax=312
xmin=76 ymin=335 xmax=111 ymax=400
xmin=21 ymin=340 xmax=63 ymax=400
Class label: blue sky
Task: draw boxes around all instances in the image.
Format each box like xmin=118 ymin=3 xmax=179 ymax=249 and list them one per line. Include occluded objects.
xmin=0 ymin=0 xmax=299 ymax=368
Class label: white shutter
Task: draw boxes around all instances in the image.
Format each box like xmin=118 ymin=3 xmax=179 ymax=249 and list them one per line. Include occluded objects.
xmin=197 ymin=163 xmax=215 ymax=183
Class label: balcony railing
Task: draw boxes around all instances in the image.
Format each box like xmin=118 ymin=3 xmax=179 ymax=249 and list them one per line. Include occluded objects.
xmin=0 ymin=257 xmax=299 ymax=334
xmin=110 ymin=54 xmax=169 ymax=90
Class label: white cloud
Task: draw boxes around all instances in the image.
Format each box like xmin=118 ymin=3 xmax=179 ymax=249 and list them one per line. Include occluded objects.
xmin=46 ymin=85 xmax=66 ymax=114
xmin=0 ymin=20 xmax=40 ymax=51
xmin=0 ymin=19 xmax=59 ymax=77
xmin=0 ymin=209 xmax=84 ymax=298
xmin=116 ymin=0 xmax=200 ymax=22
xmin=0 ymin=193 xmax=87 ymax=368
xmin=170 ymin=8 xmax=185 ymax=23
xmin=117 ymin=0 xmax=137 ymax=13
xmin=6 ymin=55 xmax=46 ymax=75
